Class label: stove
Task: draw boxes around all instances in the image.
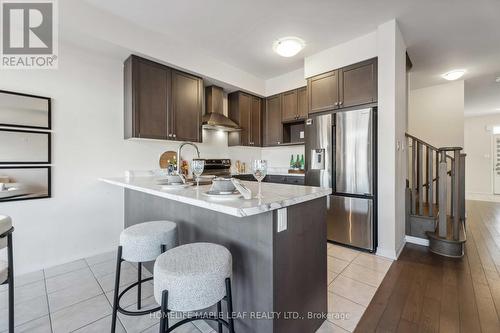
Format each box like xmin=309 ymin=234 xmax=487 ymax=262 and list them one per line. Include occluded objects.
xmin=202 ymin=159 xmax=232 ymax=177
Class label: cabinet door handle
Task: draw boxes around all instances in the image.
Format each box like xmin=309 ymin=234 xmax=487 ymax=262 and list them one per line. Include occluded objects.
xmin=168 ymin=134 xmax=172 ymax=138
xmin=173 ymin=134 xmax=176 ymax=138
xmin=339 ymin=101 xmax=343 ymax=106
xmin=334 ymin=102 xmax=339 ymax=106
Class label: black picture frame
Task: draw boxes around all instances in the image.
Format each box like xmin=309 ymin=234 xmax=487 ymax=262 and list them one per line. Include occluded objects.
xmin=0 ymin=166 xmax=51 ymax=202
xmin=0 ymin=89 xmax=52 ymax=130
xmin=0 ymin=128 xmax=51 ymax=164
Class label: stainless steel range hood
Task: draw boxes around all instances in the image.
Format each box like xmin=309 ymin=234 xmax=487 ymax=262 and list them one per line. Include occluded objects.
xmin=202 ymin=86 xmax=241 ymax=132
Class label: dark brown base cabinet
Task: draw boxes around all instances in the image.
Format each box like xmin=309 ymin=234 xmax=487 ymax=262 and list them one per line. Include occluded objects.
xmin=228 ymin=91 xmax=262 ymax=147
xmin=307 ymin=58 xmax=377 ymax=114
xmin=124 ymin=55 xmax=203 ymax=142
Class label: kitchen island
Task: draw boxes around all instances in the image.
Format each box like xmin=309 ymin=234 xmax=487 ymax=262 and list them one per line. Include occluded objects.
xmin=100 ymin=176 xmax=331 ymax=333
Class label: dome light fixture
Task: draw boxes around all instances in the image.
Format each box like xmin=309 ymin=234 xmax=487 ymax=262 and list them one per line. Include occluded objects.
xmin=441 ymin=69 xmax=466 ymax=81
xmin=272 ymin=37 xmax=305 ymax=57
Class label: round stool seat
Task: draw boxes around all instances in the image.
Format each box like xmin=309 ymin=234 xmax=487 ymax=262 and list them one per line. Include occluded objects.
xmin=0 ymin=216 xmax=12 ymax=235
xmin=0 ymin=216 xmax=12 ymax=250
xmin=154 ymin=243 xmax=232 ymax=312
xmin=120 ymin=221 xmax=177 ymax=262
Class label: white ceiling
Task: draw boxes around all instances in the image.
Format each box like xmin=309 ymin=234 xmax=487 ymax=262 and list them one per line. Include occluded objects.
xmin=465 ymin=74 xmax=500 ymax=117
xmin=81 ymin=0 xmax=500 ymax=114
xmin=83 ymin=0 xmax=500 ymax=87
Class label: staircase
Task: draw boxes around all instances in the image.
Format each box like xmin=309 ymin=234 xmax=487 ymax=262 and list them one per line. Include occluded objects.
xmin=405 ymin=133 xmax=466 ymax=257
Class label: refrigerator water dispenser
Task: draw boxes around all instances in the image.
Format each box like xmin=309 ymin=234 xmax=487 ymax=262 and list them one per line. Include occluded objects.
xmin=310 ymin=149 xmax=325 ymax=170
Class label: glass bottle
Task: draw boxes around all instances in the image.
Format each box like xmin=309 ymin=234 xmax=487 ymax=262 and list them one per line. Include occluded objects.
xmin=290 ymin=155 xmax=295 ymax=169
xmin=300 ymin=154 xmax=305 ymax=170
xmin=295 ymin=154 xmax=300 ymax=170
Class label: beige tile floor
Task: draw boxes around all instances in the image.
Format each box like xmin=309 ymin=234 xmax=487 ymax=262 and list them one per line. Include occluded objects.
xmin=317 ymin=243 xmax=393 ymax=332
xmin=0 ymin=243 xmax=392 ymax=333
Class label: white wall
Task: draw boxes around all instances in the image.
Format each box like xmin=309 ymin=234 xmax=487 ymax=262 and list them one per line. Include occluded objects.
xmin=376 ymin=20 xmax=408 ymax=259
xmin=304 ymin=32 xmax=377 ymax=78
xmin=408 ymin=81 xmax=465 ymax=148
xmin=61 ymin=0 xmax=266 ymax=96
xmin=265 ymin=68 xmax=306 ymax=96
xmin=464 ymin=114 xmax=500 ymax=195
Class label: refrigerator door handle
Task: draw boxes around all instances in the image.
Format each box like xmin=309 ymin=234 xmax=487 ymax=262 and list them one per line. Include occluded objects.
xmin=326 ymin=195 xmax=331 ymax=210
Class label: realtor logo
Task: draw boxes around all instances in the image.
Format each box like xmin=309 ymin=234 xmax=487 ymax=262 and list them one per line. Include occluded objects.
xmin=1 ymin=0 xmax=58 ymax=69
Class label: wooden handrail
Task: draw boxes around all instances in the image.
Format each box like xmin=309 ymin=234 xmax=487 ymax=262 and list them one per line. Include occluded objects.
xmin=405 ymin=133 xmax=439 ymax=151
xmin=405 ymin=133 xmax=463 ymax=152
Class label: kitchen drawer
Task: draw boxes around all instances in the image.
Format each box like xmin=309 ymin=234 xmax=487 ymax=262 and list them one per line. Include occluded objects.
xmin=232 ymin=174 xmax=304 ymax=185
xmin=265 ymin=175 xmax=305 ymax=185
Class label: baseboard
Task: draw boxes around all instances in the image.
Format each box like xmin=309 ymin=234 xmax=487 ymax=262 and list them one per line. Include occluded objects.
xmin=395 ymin=240 xmax=406 ymax=258
xmin=376 ymin=247 xmax=397 ymax=260
xmin=405 ymin=235 xmax=429 ymax=246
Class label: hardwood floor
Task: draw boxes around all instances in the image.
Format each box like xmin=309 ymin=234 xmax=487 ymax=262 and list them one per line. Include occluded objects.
xmin=355 ymin=200 xmax=500 ymax=333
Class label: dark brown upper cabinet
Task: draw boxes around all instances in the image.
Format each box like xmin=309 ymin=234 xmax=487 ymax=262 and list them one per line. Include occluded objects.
xmin=170 ymin=70 xmax=203 ymax=142
xmin=308 ymin=70 xmax=339 ymax=114
xmin=124 ymin=55 xmax=203 ymax=142
xmin=297 ymin=86 xmax=308 ymax=120
xmin=281 ymin=87 xmax=308 ymax=123
xmin=307 ymin=58 xmax=377 ymax=114
xmin=264 ymin=94 xmax=283 ymax=146
xmin=340 ymin=59 xmax=377 ymax=108
xmin=250 ymin=96 xmax=262 ymax=146
xmin=228 ymin=91 xmax=262 ymax=147
xmin=281 ymin=89 xmax=298 ymax=122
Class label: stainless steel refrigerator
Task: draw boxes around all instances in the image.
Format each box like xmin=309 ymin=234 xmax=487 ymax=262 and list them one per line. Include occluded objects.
xmin=305 ymin=108 xmax=376 ymax=251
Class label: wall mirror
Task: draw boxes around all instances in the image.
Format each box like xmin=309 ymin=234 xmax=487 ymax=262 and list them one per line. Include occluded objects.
xmin=0 ymin=167 xmax=51 ymax=202
xmin=0 ymin=129 xmax=51 ymax=164
xmin=0 ymin=90 xmax=51 ymax=129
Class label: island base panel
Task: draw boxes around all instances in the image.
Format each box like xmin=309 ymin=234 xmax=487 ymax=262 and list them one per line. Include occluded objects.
xmin=124 ymin=189 xmax=327 ymax=333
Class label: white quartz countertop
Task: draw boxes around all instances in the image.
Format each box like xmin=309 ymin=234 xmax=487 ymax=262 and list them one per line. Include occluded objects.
xmin=99 ymin=176 xmax=331 ymax=217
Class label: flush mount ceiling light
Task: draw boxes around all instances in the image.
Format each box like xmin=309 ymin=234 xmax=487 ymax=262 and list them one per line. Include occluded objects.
xmin=272 ymin=37 xmax=305 ymax=57
xmin=441 ymin=69 xmax=466 ymax=81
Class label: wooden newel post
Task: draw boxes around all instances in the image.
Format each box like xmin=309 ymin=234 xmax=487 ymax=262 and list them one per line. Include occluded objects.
xmin=452 ymin=149 xmax=461 ymax=240
xmin=438 ymin=151 xmax=448 ymax=238
xmin=459 ymin=153 xmax=466 ymax=226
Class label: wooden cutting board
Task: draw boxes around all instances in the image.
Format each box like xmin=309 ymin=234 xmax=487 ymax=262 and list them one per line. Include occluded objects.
xmin=159 ymin=151 xmax=177 ymax=169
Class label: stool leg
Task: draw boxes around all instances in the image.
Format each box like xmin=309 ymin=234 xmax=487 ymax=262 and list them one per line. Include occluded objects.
xmin=7 ymin=233 xmax=14 ymax=333
xmin=217 ymin=301 xmax=223 ymax=333
xmin=111 ymin=246 xmax=123 ymax=333
xmin=159 ymin=290 xmax=169 ymax=333
xmin=225 ymin=278 xmax=235 ymax=333
xmin=137 ymin=263 xmax=142 ymax=310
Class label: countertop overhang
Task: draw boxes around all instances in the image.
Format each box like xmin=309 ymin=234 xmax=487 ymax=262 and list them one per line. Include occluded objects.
xmin=99 ymin=176 xmax=331 ymax=217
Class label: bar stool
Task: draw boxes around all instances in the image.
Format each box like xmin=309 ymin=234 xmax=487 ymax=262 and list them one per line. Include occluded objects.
xmin=111 ymin=221 xmax=178 ymax=333
xmin=154 ymin=242 xmax=235 ymax=333
xmin=0 ymin=215 xmax=14 ymax=333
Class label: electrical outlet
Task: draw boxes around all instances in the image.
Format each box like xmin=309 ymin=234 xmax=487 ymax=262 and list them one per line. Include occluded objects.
xmin=277 ymin=208 xmax=287 ymax=232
